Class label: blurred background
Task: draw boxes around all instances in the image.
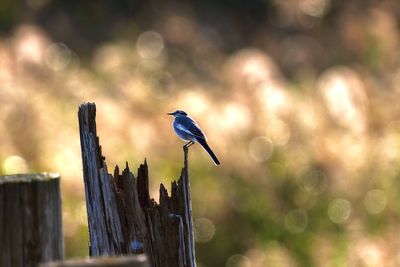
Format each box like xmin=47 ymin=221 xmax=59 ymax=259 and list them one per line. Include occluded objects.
xmin=1 ymin=0 xmax=400 ymax=266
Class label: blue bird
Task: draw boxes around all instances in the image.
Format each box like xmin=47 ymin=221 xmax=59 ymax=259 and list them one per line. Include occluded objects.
xmin=167 ymin=110 xmax=220 ymax=165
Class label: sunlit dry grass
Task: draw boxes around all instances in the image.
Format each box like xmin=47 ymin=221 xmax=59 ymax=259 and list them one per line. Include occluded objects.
xmin=1 ymin=1 xmax=400 ymax=266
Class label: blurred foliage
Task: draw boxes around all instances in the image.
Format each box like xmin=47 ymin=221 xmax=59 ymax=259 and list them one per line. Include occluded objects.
xmin=1 ymin=0 xmax=400 ymax=266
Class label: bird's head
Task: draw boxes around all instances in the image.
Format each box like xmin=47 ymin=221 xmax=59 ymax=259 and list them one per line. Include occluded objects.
xmin=167 ymin=110 xmax=188 ymax=117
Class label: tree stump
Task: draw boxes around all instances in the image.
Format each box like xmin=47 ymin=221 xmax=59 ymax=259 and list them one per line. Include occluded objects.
xmin=78 ymin=102 xmax=196 ymax=267
xmin=0 ymin=173 xmax=63 ymax=267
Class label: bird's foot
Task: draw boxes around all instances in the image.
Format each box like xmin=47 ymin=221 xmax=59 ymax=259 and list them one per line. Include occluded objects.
xmin=184 ymin=140 xmax=194 ymax=149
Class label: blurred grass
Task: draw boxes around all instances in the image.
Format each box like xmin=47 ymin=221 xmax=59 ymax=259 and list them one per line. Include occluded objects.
xmin=1 ymin=1 xmax=400 ymax=266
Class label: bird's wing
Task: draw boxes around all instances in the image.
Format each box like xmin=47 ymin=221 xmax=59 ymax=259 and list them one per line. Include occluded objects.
xmin=176 ymin=116 xmax=206 ymax=140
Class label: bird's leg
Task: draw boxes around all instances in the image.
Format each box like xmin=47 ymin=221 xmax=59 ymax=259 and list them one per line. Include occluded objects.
xmin=183 ymin=141 xmax=193 ymax=169
xmin=184 ymin=140 xmax=195 ymax=148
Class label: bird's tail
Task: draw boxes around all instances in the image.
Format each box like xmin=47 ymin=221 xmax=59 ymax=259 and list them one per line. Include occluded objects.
xmin=196 ymin=138 xmax=220 ymax=165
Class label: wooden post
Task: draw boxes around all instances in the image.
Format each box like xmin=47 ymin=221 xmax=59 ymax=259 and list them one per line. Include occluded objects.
xmin=182 ymin=145 xmax=196 ymax=267
xmin=78 ymin=103 xmax=126 ymax=256
xmin=39 ymin=255 xmax=149 ymax=267
xmin=78 ymin=103 xmax=196 ymax=267
xmin=0 ymin=173 xmax=63 ymax=267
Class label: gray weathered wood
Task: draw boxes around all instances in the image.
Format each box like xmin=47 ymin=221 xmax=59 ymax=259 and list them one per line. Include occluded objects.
xmin=78 ymin=103 xmax=196 ymax=267
xmin=0 ymin=173 xmax=63 ymax=267
xmin=182 ymin=145 xmax=196 ymax=267
xmin=78 ymin=103 xmax=126 ymax=256
xmin=39 ymin=255 xmax=149 ymax=267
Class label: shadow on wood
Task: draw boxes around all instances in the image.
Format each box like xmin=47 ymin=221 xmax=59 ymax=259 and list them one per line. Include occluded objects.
xmin=78 ymin=102 xmax=196 ymax=267
xmin=0 ymin=173 xmax=63 ymax=267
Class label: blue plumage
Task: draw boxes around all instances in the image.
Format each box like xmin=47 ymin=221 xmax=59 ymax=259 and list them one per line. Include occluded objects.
xmin=168 ymin=110 xmax=220 ymax=165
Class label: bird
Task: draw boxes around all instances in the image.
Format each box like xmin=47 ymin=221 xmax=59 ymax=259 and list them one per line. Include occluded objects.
xmin=167 ymin=110 xmax=220 ymax=165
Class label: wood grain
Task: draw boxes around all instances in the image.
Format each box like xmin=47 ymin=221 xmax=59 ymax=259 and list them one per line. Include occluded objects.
xmin=78 ymin=103 xmax=196 ymax=267
xmin=0 ymin=173 xmax=63 ymax=267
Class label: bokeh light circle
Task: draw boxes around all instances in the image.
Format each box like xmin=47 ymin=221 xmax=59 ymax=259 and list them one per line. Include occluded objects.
xmin=3 ymin=155 xmax=28 ymax=174
xmin=299 ymin=169 xmax=327 ymax=194
xmin=44 ymin=42 xmax=72 ymax=71
xmin=226 ymin=254 xmax=251 ymax=267
xmin=248 ymin=136 xmax=273 ymax=162
xmin=284 ymin=209 xmax=308 ymax=234
xmin=328 ymin=198 xmax=351 ymax=224
xmin=364 ymin=189 xmax=387 ymax=215
xmin=136 ymin=31 xmax=164 ymax=59
xmin=194 ymin=218 xmax=216 ymax=243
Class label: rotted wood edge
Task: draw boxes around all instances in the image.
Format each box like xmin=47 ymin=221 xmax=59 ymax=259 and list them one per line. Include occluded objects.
xmin=39 ymin=255 xmax=149 ymax=267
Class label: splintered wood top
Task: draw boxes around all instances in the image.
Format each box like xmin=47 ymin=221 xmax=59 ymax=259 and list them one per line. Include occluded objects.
xmin=0 ymin=173 xmax=60 ymax=184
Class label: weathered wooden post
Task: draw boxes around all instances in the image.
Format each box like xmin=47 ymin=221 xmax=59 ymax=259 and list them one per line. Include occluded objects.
xmin=0 ymin=173 xmax=63 ymax=267
xmin=39 ymin=255 xmax=149 ymax=267
xmin=78 ymin=102 xmax=196 ymax=267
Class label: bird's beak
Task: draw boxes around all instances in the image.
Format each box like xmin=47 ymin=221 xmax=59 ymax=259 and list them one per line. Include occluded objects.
xmin=167 ymin=112 xmax=174 ymax=115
